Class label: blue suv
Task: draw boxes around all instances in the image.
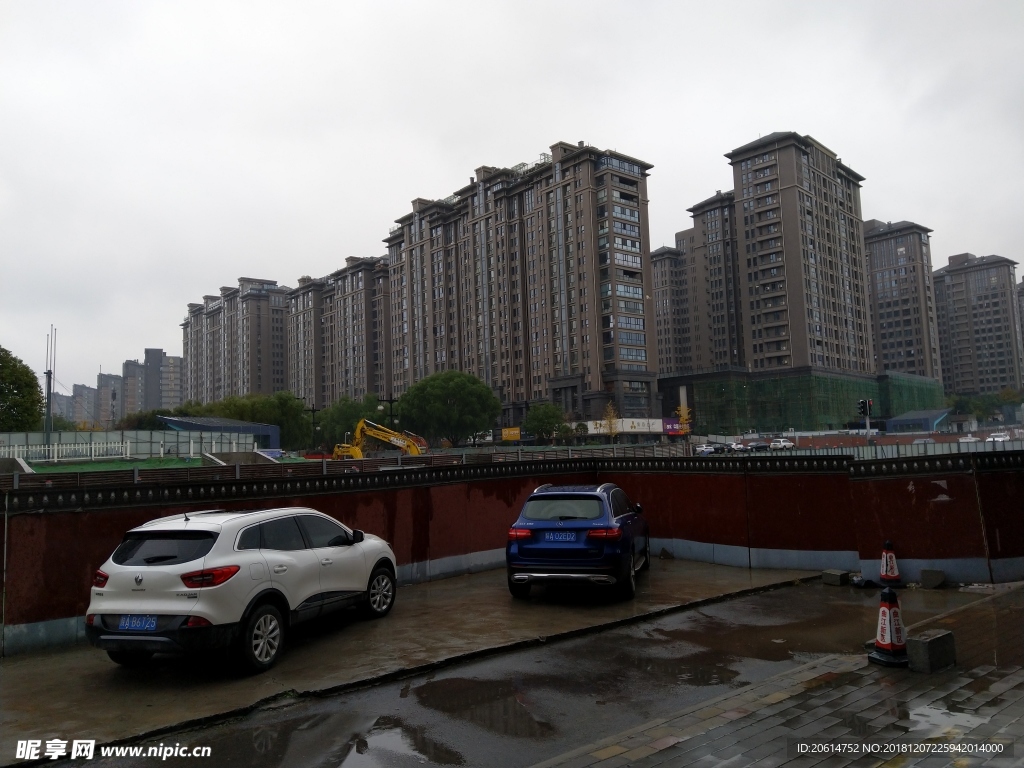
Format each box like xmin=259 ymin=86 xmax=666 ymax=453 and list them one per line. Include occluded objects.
xmin=505 ymin=483 xmax=650 ymax=600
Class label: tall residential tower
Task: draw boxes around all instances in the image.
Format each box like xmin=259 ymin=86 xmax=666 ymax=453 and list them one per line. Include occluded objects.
xmin=384 ymin=141 xmax=657 ymax=424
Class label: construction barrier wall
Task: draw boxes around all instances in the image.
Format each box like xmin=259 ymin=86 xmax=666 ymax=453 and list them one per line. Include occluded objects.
xmin=2 ymin=453 xmax=1022 ymax=654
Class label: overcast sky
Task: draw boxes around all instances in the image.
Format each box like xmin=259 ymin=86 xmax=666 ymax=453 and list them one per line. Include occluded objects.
xmin=2 ymin=0 xmax=1022 ymax=393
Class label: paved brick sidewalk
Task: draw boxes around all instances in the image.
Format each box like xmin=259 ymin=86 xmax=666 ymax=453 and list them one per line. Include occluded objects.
xmin=530 ymin=585 xmax=1024 ymax=768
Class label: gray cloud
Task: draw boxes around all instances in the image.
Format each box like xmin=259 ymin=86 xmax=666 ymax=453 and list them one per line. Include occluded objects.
xmin=2 ymin=0 xmax=1021 ymax=390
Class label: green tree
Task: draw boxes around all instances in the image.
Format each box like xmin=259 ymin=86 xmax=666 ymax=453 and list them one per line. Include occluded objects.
xmin=521 ymin=402 xmax=566 ymax=443
xmin=38 ymin=414 xmax=78 ymax=432
xmin=319 ymin=394 xmax=380 ymax=448
xmin=555 ymin=422 xmax=574 ymax=444
xmin=397 ymin=370 xmax=500 ymax=446
xmin=115 ymin=409 xmax=175 ymax=430
xmin=0 ymin=346 xmax=43 ymax=431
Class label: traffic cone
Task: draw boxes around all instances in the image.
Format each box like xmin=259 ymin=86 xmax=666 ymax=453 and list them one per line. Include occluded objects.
xmin=880 ymin=540 xmax=901 ymax=586
xmin=868 ymin=587 xmax=908 ymax=667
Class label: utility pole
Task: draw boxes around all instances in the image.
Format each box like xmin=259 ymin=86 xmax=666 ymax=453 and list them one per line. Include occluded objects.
xmin=44 ymin=326 xmax=55 ymax=446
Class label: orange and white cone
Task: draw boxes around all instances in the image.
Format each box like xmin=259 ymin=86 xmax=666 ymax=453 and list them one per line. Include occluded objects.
xmin=868 ymin=587 xmax=908 ymax=667
xmin=880 ymin=540 xmax=901 ymax=586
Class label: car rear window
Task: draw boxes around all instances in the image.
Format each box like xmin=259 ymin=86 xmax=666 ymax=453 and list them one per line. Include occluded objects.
xmin=112 ymin=531 xmax=218 ymax=566
xmin=521 ymin=496 xmax=604 ymax=521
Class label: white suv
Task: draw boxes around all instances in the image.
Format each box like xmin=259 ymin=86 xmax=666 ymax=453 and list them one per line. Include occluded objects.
xmin=769 ymin=438 xmax=795 ymax=450
xmin=86 ymin=507 xmax=397 ymax=672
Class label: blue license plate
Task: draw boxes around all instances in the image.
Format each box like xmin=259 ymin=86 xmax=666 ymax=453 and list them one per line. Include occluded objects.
xmin=118 ymin=614 xmax=158 ymax=632
xmin=544 ymin=531 xmax=577 ymax=542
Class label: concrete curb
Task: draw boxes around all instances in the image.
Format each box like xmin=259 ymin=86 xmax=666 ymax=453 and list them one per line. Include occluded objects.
xmin=5 ymin=573 xmax=822 ymax=767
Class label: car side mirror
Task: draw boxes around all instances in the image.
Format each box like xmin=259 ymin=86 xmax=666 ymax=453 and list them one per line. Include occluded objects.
xmin=353 ymin=529 xmax=365 ymax=544
xmin=635 ymin=503 xmax=643 ymax=515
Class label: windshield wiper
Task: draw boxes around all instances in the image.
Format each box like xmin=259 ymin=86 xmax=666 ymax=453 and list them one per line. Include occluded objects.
xmin=143 ymin=555 xmax=178 ymax=564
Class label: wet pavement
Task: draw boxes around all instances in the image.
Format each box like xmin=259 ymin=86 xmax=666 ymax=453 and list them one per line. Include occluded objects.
xmin=535 ymin=583 xmax=1024 ymax=768
xmin=1 ymin=559 xmax=815 ymax=764
xmin=53 ymin=580 xmax=996 ymax=767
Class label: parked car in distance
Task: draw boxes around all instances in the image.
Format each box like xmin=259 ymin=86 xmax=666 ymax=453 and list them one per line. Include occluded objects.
xmin=769 ymin=438 xmax=795 ymax=450
xmin=86 ymin=507 xmax=398 ymax=672
xmin=727 ymin=442 xmax=749 ymax=452
xmin=747 ymin=441 xmax=771 ymax=451
xmin=958 ymin=435 xmax=981 ymax=443
xmin=506 ymin=483 xmax=650 ymax=600
xmin=986 ymin=432 xmax=1011 ymax=442
xmin=692 ymin=443 xmax=714 ymax=453
xmin=912 ymin=438 xmax=936 ymax=445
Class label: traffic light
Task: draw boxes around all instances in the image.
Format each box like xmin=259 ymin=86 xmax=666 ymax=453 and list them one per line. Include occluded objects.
xmin=868 ymin=399 xmax=873 ymax=416
xmin=857 ymin=399 xmax=867 ymax=417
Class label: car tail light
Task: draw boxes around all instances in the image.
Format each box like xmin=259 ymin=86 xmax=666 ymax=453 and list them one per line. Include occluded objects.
xmin=180 ymin=565 xmax=240 ymax=588
xmin=507 ymin=528 xmax=532 ymax=541
xmin=86 ymin=614 xmax=95 ymax=626
xmin=184 ymin=616 xmax=212 ymax=628
xmin=587 ymin=528 xmax=623 ymax=541
xmin=92 ymin=570 xmax=109 ymax=588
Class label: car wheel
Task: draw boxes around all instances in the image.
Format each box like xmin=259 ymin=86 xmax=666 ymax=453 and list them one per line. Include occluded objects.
xmin=508 ymin=574 xmax=531 ymax=600
xmin=241 ymin=604 xmax=284 ymax=672
xmin=618 ymin=552 xmax=637 ymax=599
xmin=107 ymin=650 xmax=153 ymax=667
xmin=638 ymin=537 xmax=651 ymax=572
xmin=362 ymin=568 xmax=396 ymax=619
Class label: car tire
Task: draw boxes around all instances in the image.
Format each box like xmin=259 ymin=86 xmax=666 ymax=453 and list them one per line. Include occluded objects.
xmin=638 ymin=537 xmax=651 ymax=572
xmin=362 ymin=568 xmax=396 ymax=619
xmin=508 ymin=575 xmax=531 ymax=600
xmin=107 ymin=650 xmax=153 ymax=667
xmin=618 ymin=552 xmax=637 ymax=600
xmin=240 ymin=604 xmax=284 ymax=672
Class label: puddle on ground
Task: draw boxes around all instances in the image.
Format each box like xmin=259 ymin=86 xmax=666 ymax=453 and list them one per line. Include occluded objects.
xmin=414 ymin=678 xmax=555 ymax=738
xmin=908 ymin=705 xmax=990 ymax=737
xmin=339 ymin=716 xmax=464 ymax=767
xmin=149 ymin=711 xmax=464 ymax=768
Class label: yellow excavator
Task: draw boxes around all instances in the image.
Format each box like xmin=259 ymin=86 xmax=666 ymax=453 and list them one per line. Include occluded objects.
xmin=332 ymin=419 xmax=426 ymax=460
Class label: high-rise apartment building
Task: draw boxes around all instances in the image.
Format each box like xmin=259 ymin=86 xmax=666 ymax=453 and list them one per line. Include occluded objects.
xmin=862 ymin=220 xmax=941 ymax=380
xmin=288 ymin=276 xmax=326 ymax=409
xmin=1018 ymin=279 xmax=1024 ymax=347
xmin=651 ymin=245 xmax=687 ymax=376
xmin=383 ymin=141 xmax=656 ymax=423
xmin=159 ymin=353 xmax=183 ymax=410
xmin=182 ymin=278 xmax=291 ymax=404
xmin=322 ymin=257 xmax=390 ymax=405
xmin=72 ymin=384 xmax=97 ymax=426
xmin=122 ymin=350 xmax=183 ymax=415
xmin=934 ymin=253 xmax=1024 ymax=395
xmin=95 ymin=373 xmax=123 ymax=427
xmin=50 ymin=393 xmax=73 ymax=421
xmin=122 ymin=359 xmax=146 ymax=416
xmin=727 ymin=132 xmax=873 ymax=374
xmin=653 ymin=190 xmax=744 ymax=377
xmin=285 ymin=257 xmax=390 ymax=410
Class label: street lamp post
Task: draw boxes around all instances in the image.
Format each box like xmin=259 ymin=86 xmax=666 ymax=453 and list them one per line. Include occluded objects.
xmin=377 ymin=393 xmax=398 ymax=430
xmin=303 ymin=399 xmax=320 ymax=451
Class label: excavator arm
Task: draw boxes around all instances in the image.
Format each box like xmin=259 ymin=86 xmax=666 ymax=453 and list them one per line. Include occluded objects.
xmin=332 ymin=418 xmax=424 ymax=459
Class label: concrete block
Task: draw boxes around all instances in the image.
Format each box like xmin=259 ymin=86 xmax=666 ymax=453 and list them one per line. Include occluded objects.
xmin=908 ymin=629 xmax=956 ymax=673
xmin=920 ymin=569 xmax=946 ymax=589
xmin=822 ymin=569 xmax=850 ymax=586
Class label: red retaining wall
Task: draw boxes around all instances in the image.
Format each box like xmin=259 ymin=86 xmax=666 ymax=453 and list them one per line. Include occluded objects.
xmin=3 ymin=456 xmax=1024 ymax=630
